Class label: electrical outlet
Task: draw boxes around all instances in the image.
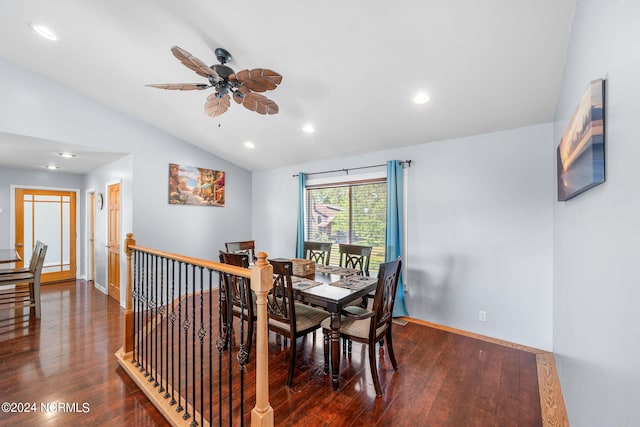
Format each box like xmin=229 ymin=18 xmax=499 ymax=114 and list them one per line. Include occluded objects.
xmin=478 ymin=310 xmax=487 ymax=322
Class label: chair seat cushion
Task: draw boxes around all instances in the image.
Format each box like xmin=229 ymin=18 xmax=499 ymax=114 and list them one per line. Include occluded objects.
xmin=321 ymin=312 xmax=388 ymax=340
xmin=269 ymin=303 xmax=330 ymax=333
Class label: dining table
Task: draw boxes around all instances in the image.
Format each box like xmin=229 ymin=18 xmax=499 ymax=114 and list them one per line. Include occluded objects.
xmin=0 ymin=249 xmax=21 ymax=264
xmin=290 ymin=264 xmax=378 ymax=390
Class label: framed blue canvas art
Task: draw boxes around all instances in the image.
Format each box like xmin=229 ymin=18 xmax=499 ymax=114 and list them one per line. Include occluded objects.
xmin=557 ymin=79 xmax=605 ymax=201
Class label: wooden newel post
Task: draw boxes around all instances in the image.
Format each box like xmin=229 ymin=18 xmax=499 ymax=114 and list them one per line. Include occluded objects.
xmin=250 ymin=251 xmax=274 ymax=427
xmin=123 ymin=233 xmax=136 ymax=355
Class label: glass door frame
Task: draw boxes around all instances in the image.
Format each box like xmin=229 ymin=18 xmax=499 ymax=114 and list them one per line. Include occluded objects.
xmin=10 ymin=185 xmax=80 ymax=283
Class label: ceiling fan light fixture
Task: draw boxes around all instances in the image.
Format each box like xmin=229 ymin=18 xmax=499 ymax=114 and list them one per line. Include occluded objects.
xmin=44 ymin=164 xmax=60 ymax=170
xmin=30 ymin=22 xmax=58 ymax=41
xmin=58 ymin=152 xmax=76 ymax=158
xmin=302 ymin=123 xmax=315 ymax=134
xmin=412 ymin=91 xmax=431 ymax=105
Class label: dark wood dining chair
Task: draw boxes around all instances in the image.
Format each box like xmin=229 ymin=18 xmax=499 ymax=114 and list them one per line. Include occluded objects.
xmin=219 ymin=251 xmax=255 ymax=359
xmin=321 ymin=257 xmax=402 ymax=396
xmin=0 ymin=242 xmax=48 ymax=318
xmin=303 ymin=241 xmax=332 ymax=265
xmin=225 ymin=240 xmax=255 ymax=262
xmin=267 ymin=259 xmax=330 ymax=387
xmin=339 ymin=243 xmax=373 ymax=310
xmin=338 ymin=243 xmax=372 ymax=276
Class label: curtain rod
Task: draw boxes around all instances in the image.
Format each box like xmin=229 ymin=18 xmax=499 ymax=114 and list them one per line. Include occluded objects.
xmin=292 ymin=160 xmax=411 ymax=178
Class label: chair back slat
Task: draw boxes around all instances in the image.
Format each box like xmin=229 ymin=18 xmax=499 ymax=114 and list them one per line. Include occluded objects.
xmin=371 ymin=258 xmax=402 ymax=333
xmin=338 ymin=244 xmax=372 ymax=276
xmin=219 ymin=251 xmax=252 ymax=310
xmin=224 ymin=240 xmax=255 ymax=262
xmin=303 ymin=241 xmax=332 ymax=265
xmin=28 ymin=241 xmax=45 ymax=274
xmin=266 ymin=260 xmax=295 ymax=326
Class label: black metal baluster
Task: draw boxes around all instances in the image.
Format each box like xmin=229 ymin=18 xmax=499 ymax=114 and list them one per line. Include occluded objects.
xmin=176 ymin=262 xmax=184 ymax=413
xmin=139 ymin=252 xmax=146 ymax=373
xmin=149 ymin=255 xmax=156 ymax=384
xmin=182 ymin=265 xmax=191 ymax=421
xmin=153 ymin=255 xmax=161 ymax=389
xmin=132 ymin=250 xmax=139 ymax=367
xmin=163 ymin=257 xmax=170 ymax=399
xmin=190 ymin=266 xmax=199 ymax=427
xmin=138 ymin=250 xmax=144 ymax=371
xmin=169 ymin=259 xmax=177 ymax=405
xmin=144 ymin=252 xmax=150 ymax=377
xmin=238 ymin=275 xmax=247 ymax=427
xmin=227 ymin=276 xmax=233 ymax=427
xmin=216 ymin=271 xmax=225 ymax=426
xmin=210 ymin=269 xmax=215 ymax=426
xmin=156 ymin=257 xmax=165 ymax=393
xmin=196 ymin=267 xmax=206 ymax=427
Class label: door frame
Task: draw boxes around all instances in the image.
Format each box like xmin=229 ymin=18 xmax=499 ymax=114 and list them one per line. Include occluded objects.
xmin=85 ymin=188 xmax=97 ymax=288
xmin=105 ymin=179 xmax=122 ymax=304
xmin=10 ymin=184 xmax=80 ymax=279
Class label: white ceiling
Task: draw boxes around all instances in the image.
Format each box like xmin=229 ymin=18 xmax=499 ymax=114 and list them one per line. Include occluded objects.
xmin=0 ymin=132 xmax=128 ymax=174
xmin=0 ymin=0 xmax=575 ymax=172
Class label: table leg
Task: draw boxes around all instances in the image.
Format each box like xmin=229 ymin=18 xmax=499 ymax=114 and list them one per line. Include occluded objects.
xmin=329 ymin=312 xmax=341 ymax=390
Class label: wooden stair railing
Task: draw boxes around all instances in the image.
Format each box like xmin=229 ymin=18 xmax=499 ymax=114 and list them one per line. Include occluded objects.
xmin=115 ymin=233 xmax=274 ymax=427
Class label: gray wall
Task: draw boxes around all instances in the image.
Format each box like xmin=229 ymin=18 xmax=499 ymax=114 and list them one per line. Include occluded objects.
xmin=253 ymin=123 xmax=554 ymax=350
xmin=0 ymin=58 xmax=253 ymax=304
xmin=553 ymin=0 xmax=640 ymax=425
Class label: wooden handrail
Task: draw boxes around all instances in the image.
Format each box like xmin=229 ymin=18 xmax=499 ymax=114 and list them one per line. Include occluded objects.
xmin=127 ymin=243 xmax=252 ymax=279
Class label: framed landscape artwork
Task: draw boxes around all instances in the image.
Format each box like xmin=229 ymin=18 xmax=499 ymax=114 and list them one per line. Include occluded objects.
xmin=557 ymin=79 xmax=605 ymax=201
xmin=168 ymin=163 xmax=225 ymax=206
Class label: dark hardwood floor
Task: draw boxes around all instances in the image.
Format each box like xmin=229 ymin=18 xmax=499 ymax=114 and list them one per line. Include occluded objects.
xmin=0 ymin=280 xmax=543 ymax=426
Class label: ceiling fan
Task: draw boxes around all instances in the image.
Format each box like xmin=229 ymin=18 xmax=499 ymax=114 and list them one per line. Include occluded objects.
xmin=147 ymin=46 xmax=282 ymax=118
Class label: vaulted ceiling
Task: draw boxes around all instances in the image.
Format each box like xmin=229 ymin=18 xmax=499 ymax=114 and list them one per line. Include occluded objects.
xmin=0 ymin=0 xmax=575 ymax=172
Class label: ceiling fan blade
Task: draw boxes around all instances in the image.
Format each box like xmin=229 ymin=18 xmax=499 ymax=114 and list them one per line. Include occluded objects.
xmin=204 ymin=93 xmax=231 ymax=118
xmin=171 ymin=46 xmax=219 ymax=80
xmin=231 ymin=68 xmax=282 ymax=93
xmin=242 ymin=92 xmax=279 ymax=115
xmin=146 ymin=83 xmax=210 ymax=91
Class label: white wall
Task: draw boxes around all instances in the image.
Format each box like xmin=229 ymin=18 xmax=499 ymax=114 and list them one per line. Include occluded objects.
xmin=253 ymin=123 xmax=554 ymax=350
xmin=553 ymin=1 xmax=640 ymax=425
xmin=0 ymin=58 xmax=253 ymax=305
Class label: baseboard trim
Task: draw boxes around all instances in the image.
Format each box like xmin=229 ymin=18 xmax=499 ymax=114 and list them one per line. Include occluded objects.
xmin=398 ymin=316 xmax=570 ymax=427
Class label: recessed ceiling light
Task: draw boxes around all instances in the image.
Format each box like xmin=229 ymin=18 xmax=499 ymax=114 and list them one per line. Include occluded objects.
xmin=244 ymin=141 xmax=255 ymax=149
xmin=44 ymin=165 xmax=60 ymax=170
xmin=58 ymin=152 xmax=76 ymax=158
xmin=29 ymin=23 xmax=58 ymax=41
xmin=412 ymin=91 xmax=431 ymax=105
xmin=302 ymin=123 xmax=315 ymax=134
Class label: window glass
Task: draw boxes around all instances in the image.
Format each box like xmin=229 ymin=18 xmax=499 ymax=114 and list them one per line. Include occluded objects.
xmin=305 ymin=179 xmax=386 ymax=271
